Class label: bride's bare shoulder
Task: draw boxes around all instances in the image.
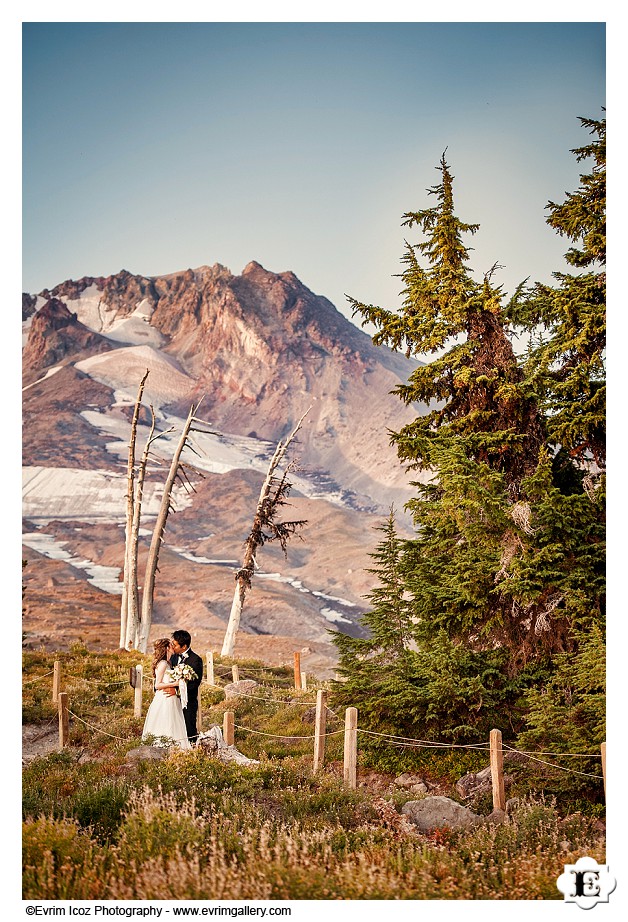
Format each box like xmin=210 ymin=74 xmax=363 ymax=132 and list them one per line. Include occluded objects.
xmin=155 ymin=658 xmax=168 ymax=678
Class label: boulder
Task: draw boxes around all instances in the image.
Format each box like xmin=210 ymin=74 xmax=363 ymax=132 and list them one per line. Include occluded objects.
xmin=125 ymin=745 xmax=170 ymax=763
xmin=223 ymin=679 xmax=258 ymax=700
xmin=401 ymin=795 xmax=482 ymax=833
xmin=410 ymin=782 xmax=429 ymax=795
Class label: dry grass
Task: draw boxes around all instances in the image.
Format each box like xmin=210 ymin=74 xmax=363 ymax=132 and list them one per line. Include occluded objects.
xmin=23 ymin=787 xmax=605 ymax=900
xmin=23 ymin=647 xmax=606 ymax=900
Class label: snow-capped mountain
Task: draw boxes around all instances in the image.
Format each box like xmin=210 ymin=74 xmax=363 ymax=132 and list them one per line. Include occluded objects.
xmin=22 ymin=261 xmax=423 ymax=667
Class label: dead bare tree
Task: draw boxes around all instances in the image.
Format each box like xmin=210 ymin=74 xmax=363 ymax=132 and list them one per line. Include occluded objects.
xmin=221 ymin=409 xmax=310 ymax=658
xmin=118 ymin=376 xmax=212 ymax=652
xmin=119 ymin=370 xmax=149 ymax=649
xmin=124 ymin=404 xmax=175 ymax=649
xmin=136 ymin=399 xmax=209 ymax=652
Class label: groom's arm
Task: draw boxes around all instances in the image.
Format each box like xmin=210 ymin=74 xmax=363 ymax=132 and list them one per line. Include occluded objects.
xmin=190 ymin=652 xmax=203 ymax=689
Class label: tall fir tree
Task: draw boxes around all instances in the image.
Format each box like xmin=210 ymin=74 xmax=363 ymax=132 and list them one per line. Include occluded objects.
xmin=510 ymin=115 xmax=606 ymax=755
xmin=349 ymin=154 xmax=545 ymax=498
xmin=332 ymin=122 xmax=605 ymax=745
xmin=348 ymin=154 xmax=563 ymax=663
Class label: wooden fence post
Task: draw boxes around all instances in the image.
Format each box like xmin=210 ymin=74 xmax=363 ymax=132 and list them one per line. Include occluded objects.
xmin=231 ymin=664 xmax=239 ymax=683
xmin=134 ymin=664 xmax=143 ymax=719
xmin=343 ymin=706 xmax=358 ymax=789
xmin=313 ymin=689 xmax=327 ymax=773
xmin=52 ymin=659 xmax=60 ymax=704
xmin=206 ymin=651 xmax=215 ymax=686
xmin=294 ymin=652 xmax=302 ymax=690
xmin=224 ymin=710 xmax=234 ymax=746
xmin=58 ymin=691 xmax=69 ymax=749
xmin=489 ymin=728 xmax=506 ymax=811
xmin=601 ymin=741 xmax=606 ymax=796
xmin=301 ymin=671 xmax=307 ymax=691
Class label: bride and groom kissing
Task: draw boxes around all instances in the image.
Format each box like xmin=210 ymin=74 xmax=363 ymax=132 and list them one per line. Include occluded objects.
xmin=141 ymin=630 xmax=204 ymax=749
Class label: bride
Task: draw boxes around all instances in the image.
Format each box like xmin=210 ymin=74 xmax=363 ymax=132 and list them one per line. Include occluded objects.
xmin=142 ymin=637 xmax=191 ymax=749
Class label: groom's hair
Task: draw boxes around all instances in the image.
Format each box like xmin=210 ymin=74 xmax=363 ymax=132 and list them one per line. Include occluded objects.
xmin=172 ymin=629 xmax=191 ymax=648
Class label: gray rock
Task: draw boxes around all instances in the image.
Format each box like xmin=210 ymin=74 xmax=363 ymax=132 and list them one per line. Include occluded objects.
xmin=223 ymin=679 xmax=258 ymax=700
xmin=456 ymin=772 xmax=492 ymax=799
xmin=394 ymin=773 xmax=429 ymax=795
xmin=125 ymin=745 xmax=170 ymax=763
xmin=410 ymin=782 xmax=429 ymax=795
xmin=401 ymin=795 xmax=482 ymax=832
xmin=395 ymin=772 xmax=424 ymax=788
xmin=455 ymin=766 xmax=513 ymax=799
xmin=486 ymin=808 xmax=507 ymax=825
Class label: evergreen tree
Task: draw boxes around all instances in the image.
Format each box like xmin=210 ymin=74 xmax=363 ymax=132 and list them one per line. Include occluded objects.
xmin=333 ymin=508 xmax=412 ymax=671
xmin=517 ymin=115 xmax=606 ymax=472
xmin=332 ymin=121 xmax=605 ymax=747
xmin=348 ymin=155 xmax=557 ymax=663
xmin=516 ymin=621 xmax=605 ymax=793
xmin=332 ymin=510 xmax=525 ymax=741
xmin=349 ymin=154 xmax=545 ymax=498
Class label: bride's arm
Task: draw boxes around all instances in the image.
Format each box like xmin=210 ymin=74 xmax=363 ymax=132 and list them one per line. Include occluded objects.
xmin=154 ymin=660 xmax=177 ymax=692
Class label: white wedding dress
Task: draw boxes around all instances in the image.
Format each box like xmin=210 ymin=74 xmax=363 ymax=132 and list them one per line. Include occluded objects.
xmin=142 ymin=659 xmax=191 ymax=749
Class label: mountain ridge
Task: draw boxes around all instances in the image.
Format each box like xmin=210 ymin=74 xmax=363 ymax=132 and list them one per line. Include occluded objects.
xmin=22 ymin=260 xmax=423 ymax=665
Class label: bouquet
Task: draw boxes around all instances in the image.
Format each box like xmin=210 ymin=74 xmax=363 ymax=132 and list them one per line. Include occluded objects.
xmin=165 ymin=663 xmax=198 ymax=709
xmin=168 ymin=663 xmax=198 ymax=683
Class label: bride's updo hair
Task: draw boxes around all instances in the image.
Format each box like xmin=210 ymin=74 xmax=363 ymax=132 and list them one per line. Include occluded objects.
xmin=152 ymin=637 xmax=171 ymax=675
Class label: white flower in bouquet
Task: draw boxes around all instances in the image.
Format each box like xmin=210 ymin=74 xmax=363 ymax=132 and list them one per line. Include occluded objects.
xmin=169 ymin=663 xmax=198 ymax=683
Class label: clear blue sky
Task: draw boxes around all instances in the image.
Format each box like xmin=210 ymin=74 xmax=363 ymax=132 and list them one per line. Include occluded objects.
xmin=22 ymin=21 xmax=605 ymax=327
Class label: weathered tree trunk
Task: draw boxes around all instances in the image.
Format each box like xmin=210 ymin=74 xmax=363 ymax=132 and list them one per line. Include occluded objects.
xmin=120 ymin=370 xmax=149 ymax=649
xmin=137 ymin=403 xmax=198 ymax=652
xmin=221 ymin=411 xmax=309 ymax=657
xmin=125 ymin=407 xmax=157 ymax=649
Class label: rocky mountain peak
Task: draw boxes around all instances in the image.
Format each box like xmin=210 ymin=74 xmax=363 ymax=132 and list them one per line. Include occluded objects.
xmin=22 ymin=261 xmax=423 ymax=509
xmin=23 ymin=297 xmax=112 ymax=378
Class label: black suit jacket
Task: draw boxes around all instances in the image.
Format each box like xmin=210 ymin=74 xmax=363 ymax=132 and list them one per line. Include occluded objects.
xmin=169 ymin=649 xmax=203 ymax=704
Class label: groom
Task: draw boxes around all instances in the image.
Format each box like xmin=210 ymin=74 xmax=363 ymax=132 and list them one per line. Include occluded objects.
xmin=169 ymin=629 xmax=203 ymax=743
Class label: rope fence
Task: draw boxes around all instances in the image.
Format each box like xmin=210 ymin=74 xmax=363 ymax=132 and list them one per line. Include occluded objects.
xmin=31 ymin=656 xmax=607 ymax=804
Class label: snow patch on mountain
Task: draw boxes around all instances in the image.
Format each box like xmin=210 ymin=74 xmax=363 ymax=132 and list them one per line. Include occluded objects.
xmin=22 ymin=466 xmax=193 ymax=523
xmin=168 ymin=548 xmax=357 ymax=624
xmin=66 ymin=284 xmax=115 ymax=333
xmin=79 ymin=407 xmax=273 ymax=474
xmin=102 ymin=299 xmax=165 ymax=348
xmin=22 ymin=365 xmax=63 ymax=392
xmin=21 ymin=531 xmax=123 ymax=594
xmin=75 ymin=344 xmax=194 ymax=408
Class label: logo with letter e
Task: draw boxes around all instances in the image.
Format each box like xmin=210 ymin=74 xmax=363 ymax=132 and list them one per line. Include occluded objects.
xmin=557 ymin=857 xmax=616 ymax=909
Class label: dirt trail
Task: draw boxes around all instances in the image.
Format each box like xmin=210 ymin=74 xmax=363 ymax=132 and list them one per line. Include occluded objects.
xmin=23 ymin=723 xmax=60 ymax=764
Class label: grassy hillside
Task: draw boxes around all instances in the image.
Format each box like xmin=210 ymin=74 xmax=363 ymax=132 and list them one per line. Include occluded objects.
xmin=22 ymin=645 xmax=605 ymax=900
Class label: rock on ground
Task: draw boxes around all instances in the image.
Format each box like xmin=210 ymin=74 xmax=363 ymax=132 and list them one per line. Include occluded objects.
xmin=401 ymin=795 xmax=482 ymax=833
